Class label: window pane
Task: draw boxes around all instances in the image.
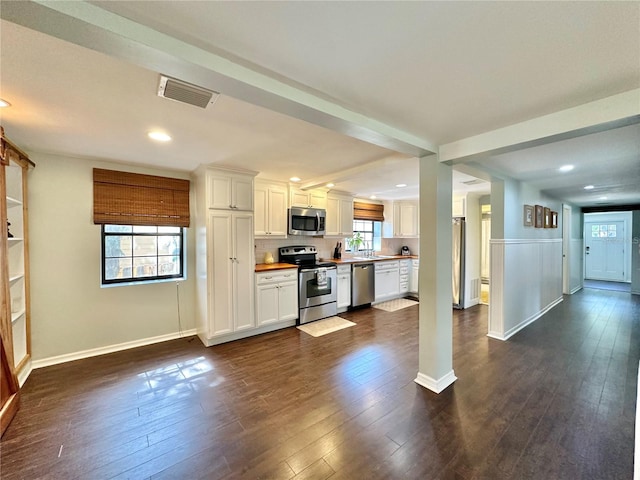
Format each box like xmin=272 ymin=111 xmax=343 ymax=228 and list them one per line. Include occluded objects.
xmin=105 ymin=258 xmax=132 ymax=280
xmin=133 ymin=257 xmax=158 ymax=277
xmin=158 ymin=256 xmax=180 ymax=275
xmin=158 ymin=226 xmax=181 ymax=233
xmin=158 ymin=236 xmax=181 ymax=255
xmin=105 ymin=236 xmax=132 ymax=257
xmin=105 ymin=225 xmax=132 ymax=233
xmin=133 ymin=236 xmax=158 ymax=256
xmin=133 ymin=225 xmax=157 ymax=233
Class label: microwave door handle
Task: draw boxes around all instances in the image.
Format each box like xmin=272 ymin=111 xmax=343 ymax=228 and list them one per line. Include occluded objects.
xmin=316 ymin=212 xmax=320 ymax=230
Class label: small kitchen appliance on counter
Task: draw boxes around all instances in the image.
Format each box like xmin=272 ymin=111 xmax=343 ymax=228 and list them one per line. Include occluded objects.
xmin=279 ymin=246 xmax=337 ymax=324
xmin=401 ymin=246 xmax=411 ymax=256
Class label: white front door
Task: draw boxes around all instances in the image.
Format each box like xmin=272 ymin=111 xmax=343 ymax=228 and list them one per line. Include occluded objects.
xmin=585 ymin=221 xmax=625 ymax=281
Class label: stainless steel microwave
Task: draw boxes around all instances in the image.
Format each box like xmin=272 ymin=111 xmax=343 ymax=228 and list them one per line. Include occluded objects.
xmin=288 ymin=207 xmax=326 ymax=236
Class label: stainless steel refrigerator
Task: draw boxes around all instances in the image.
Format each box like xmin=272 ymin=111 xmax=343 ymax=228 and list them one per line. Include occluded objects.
xmin=452 ymin=217 xmax=465 ymax=309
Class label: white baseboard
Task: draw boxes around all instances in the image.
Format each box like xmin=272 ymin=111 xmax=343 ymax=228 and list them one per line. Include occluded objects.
xmin=31 ymin=329 xmax=197 ymax=369
xmin=17 ymin=358 xmax=32 ymax=387
xmin=488 ymin=296 xmax=563 ymax=341
xmin=198 ymin=320 xmax=295 ymax=347
xmin=414 ymin=370 xmax=457 ymax=394
xmin=570 ymin=285 xmax=583 ymax=295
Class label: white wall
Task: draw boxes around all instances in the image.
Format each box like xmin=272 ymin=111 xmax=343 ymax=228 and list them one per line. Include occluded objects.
xmin=632 ymin=211 xmax=640 ymax=295
xmin=463 ymin=193 xmax=481 ymax=308
xmin=489 ymin=177 xmax=563 ymax=340
xmin=28 ymin=153 xmax=196 ymax=362
xmin=568 ymin=204 xmax=584 ymax=294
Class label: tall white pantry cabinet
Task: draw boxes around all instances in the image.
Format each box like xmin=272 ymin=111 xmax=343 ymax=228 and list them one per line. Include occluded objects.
xmin=194 ymin=166 xmax=257 ymax=346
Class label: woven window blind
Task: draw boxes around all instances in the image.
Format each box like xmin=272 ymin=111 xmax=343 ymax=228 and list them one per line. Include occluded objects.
xmin=353 ymin=201 xmax=384 ymax=222
xmin=93 ymin=168 xmax=190 ymax=227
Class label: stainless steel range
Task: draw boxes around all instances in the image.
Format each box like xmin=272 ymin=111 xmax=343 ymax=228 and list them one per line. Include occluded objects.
xmin=279 ymin=246 xmax=337 ymax=325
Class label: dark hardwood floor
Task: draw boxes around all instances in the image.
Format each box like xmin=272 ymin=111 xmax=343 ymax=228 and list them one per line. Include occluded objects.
xmin=1 ymin=288 xmax=638 ymax=479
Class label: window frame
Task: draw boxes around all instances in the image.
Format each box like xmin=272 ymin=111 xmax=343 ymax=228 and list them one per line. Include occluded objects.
xmin=101 ymin=224 xmax=186 ymax=286
xmin=346 ymin=219 xmax=382 ymax=253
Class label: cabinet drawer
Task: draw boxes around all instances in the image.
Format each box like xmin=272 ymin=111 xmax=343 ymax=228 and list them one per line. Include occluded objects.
xmin=256 ymin=271 xmax=298 ymax=285
xmin=400 ymin=274 xmax=409 ymax=282
xmin=337 ymin=265 xmax=351 ymax=275
xmin=400 ymin=282 xmax=409 ymax=292
xmin=400 ymin=266 xmax=409 ymax=275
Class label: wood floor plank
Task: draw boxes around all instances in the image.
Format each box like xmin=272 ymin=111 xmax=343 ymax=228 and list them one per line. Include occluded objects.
xmin=1 ymin=289 xmax=637 ymax=479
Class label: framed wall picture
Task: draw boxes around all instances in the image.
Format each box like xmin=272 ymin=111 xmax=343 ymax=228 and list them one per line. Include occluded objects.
xmin=534 ymin=205 xmax=543 ymax=228
xmin=551 ymin=211 xmax=558 ymax=228
xmin=524 ymin=205 xmax=533 ymax=227
xmin=544 ymin=207 xmax=551 ymax=228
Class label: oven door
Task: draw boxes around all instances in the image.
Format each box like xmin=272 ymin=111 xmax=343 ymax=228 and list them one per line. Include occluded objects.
xmin=299 ymin=266 xmax=337 ymax=308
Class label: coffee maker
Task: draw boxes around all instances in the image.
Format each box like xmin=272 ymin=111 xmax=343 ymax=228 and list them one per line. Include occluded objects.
xmin=400 ymin=246 xmax=411 ymax=256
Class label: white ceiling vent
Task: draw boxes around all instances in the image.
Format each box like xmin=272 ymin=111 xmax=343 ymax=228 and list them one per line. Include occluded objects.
xmin=157 ymin=75 xmax=219 ymax=108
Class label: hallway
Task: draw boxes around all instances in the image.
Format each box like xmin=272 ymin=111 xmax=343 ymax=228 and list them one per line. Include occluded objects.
xmin=0 ymin=288 xmax=637 ymax=479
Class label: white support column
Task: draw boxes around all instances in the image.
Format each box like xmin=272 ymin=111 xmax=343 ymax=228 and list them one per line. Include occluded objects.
xmin=415 ymin=155 xmax=457 ymax=393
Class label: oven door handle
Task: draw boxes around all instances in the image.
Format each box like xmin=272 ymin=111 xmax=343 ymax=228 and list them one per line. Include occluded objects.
xmin=300 ymin=266 xmax=337 ymax=273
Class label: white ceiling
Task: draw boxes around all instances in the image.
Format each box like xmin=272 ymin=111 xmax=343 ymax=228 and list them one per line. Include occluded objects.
xmin=1 ymin=2 xmax=639 ymax=205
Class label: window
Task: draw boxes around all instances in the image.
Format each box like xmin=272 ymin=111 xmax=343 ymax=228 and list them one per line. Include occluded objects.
xmin=591 ymin=224 xmax=617 ymax=238
xmin=347 ymin=220 xmax=382 ymax=252
xmin=102 ymin=225 xmax=184 ymax=285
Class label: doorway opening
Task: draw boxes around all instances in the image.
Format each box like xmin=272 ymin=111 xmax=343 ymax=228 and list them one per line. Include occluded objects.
xmin=480 ymin=204 xmax=491 ymax=305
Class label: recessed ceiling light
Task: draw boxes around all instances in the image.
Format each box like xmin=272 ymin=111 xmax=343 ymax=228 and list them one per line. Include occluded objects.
xmin=584 ymin=185 xmax=594 ymax=190
xmin=0 ymin=98 xmax=11 ymax=108
xmin=396 ymin=183 xmax=407 ymax=188
xmin=289 ymin=177 xmax=301 ymax=182
xmin=369 ymin=195 xmax=377 ymax=200
xmin=326 ymin=183 xmax=335 ymax=188
xmin=599 ymin=196 xmax=608 ymax=200
xmin=148 ymin=131 xmax=172 ymax=142
xmin=559 ymin=165 xmax=574 ymax=172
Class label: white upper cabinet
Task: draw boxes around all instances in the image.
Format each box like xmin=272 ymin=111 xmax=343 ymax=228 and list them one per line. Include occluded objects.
xmin=208 ymin=170 xmax=255 ymax=211
xmin=453 ymin=196 xmax=466 ymax=217
xmin=255 ymin=180 xmax=288 ymax=238
xmin=392 ymin=201 xmax=419 ymax=237
xmin=325 ymin=193 xmax=353 ymax=237
xmin=289 ymin=186 xmax=327 ymax=209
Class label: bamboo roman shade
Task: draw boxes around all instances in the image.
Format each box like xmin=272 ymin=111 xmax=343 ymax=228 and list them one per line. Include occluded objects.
xmin=93 ymin=169 xmax=190 ymax=227
xmin=353 ymin=201 xmax=384 ymax=222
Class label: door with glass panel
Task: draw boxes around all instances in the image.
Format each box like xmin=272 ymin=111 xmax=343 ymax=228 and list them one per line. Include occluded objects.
xmin=584 ymin=221 xmax=625 ymax=281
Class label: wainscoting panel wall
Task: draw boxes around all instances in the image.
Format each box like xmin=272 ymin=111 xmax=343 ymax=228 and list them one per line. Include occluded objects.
xmin=489 ymin=239 xmax=563 ymax=340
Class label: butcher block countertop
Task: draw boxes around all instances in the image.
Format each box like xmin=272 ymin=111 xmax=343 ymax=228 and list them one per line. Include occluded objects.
xmin=254 ymin=263 xmax=299 ymax=273
xmin=321 ymin=255 xmax=418 ymax=264
xmin=255 ymin=255 xmax=419 ymax=272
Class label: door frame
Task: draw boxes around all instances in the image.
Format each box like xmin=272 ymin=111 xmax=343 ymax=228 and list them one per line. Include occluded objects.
xmin=562 ymin=205 xmax=571 ymax=294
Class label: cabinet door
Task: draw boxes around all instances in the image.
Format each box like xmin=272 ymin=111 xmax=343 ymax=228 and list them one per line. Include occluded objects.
xmin=337 ymin=273 xmax=351 ymax=308
xmin=278 ymin=281 xmax=298 ymax=321
xmin=233 ymin=213 xmax=255 ymax=331
xmin=325 ymin=196 xmax=341 ymax=236
xmin=256 ymin=283 xmax=279 ymax=326
xmin=254 ymin=184 xmax=268 ymax=236
xmin=290 ymin=188 xmax=309 ymax=207
xmin=309 ymin=190 xmax=327 ymax=209
xmin=209 ymin=212 xmax=234 ymax=336
xmin=233 ymin=176 xmax=254 ymax=211
xmin=208 ymin=174 xmax=233 ymax=209
xmin=339 ymin=198 xmax=353 ymax=236
xmin=396 ymin=203 xmax=418 ymax=237
xmin=268 ymin=186 xmax=288 ymax=236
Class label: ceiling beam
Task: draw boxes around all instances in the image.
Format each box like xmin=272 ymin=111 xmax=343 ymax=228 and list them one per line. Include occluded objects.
xmin=439 ymin=89 xmax=640 ymax=163
xmin=1 ymin=0 xmax=436 ymax=158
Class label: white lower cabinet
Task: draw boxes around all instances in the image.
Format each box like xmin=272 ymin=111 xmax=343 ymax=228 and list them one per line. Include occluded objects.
xmin=337 ymin=265 xmax=352 ymax=312
xmin=206 ymin=211 xmax=255 ymax=337
xmin=410 ymin=259 xmax=419 ymax=294
xmin=399 ymin=259 xmax=411 ymax=294
xmin=374 ymin=261 xmax=400 ymax=302
xmin=255 ymin=271 xmax=298 ymax=326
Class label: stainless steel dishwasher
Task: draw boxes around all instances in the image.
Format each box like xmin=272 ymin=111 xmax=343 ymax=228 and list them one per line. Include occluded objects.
xmin=352 ymin=263 xmax=375 ymax=307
